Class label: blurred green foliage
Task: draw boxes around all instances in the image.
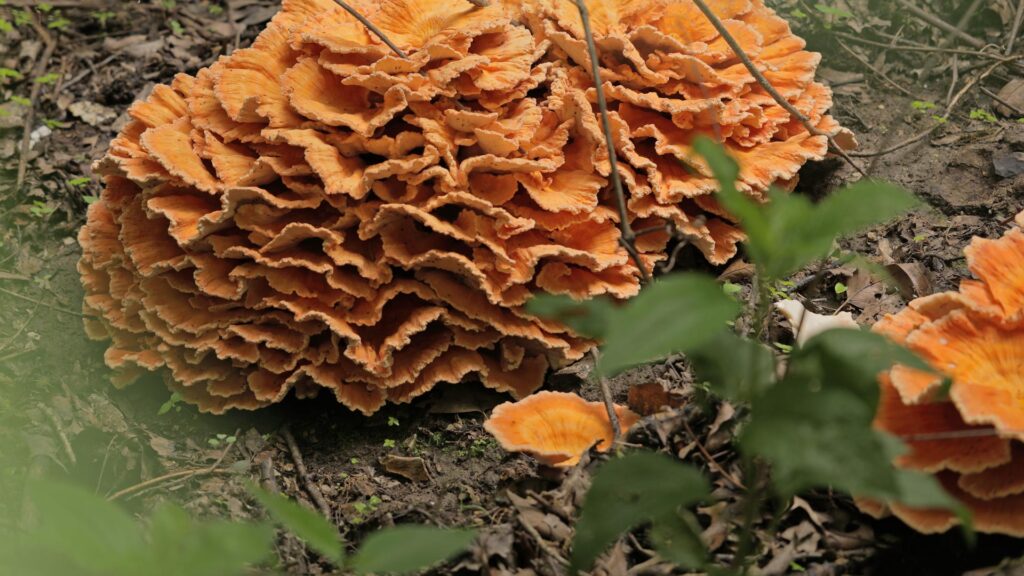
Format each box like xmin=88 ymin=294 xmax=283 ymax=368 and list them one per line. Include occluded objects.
xmin=534 ymin=137 xmax=964 ymax=574
xmin=0 ymin=479 xmax=477 ymax=575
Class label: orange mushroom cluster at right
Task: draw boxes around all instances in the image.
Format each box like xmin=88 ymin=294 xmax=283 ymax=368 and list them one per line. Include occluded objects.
xmin=861 ymin=222 xmax=1024 ymax=536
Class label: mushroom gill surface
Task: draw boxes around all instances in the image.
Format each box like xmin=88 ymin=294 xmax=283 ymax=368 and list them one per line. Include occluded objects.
xmin=79 ymin=0 xmax=846 ymax=414
xmin=860 ymin=224 xmax=1024 ymax=537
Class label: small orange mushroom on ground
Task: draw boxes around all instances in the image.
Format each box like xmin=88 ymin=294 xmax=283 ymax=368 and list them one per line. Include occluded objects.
xmin=78 ymin=0 xmax=846 ymax=414
xmin=861 ymin=224 xmax=1024 ymax=537
xmin=484 ymin=391 xmax=640 ymax=467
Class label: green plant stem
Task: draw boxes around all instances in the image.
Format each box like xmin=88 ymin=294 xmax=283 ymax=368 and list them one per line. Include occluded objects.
xmin=571 ymin=0 xmax=651 ymax=284
xmin=751 ymin=269 xmax=773 ymax=343
xmin=729 ymin=456 xmax=765 ymax=575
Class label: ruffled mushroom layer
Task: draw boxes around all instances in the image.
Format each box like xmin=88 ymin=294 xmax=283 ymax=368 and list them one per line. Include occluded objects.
xmin=861 ymin=227 xmax=1024 ymax=536
xmin=79 ymin=0 xmax=844 ymax=414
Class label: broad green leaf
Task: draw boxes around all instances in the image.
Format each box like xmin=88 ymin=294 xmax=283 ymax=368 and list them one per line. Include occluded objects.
xmin=693 ymin=137 xmax=919 ymax=280
xmin=527 ymin=293 xmax=615 ymax=339
xmin=689 ymin=331 xmax=777 ymax=402
xmin=812 ymin=181 xmax=919 ymax=241
xmin=647 ymin=511 xmax=706 ymax=569
xmin=788 ymin=329 xmax=933 ymax=406
xmin=25 ymin=479 xmax=146 ymax=575
xmin=692 ymin=136 xmax=739 ymax=196
xmin=180 ymin=520 xmax=275 ymax=576
xmin=146 ymin=503 xmax=275 ymax=576
xmin=350 ymin=526 xmax=476 ymax=575
xmin=742 ymin=334 xmax=958 ymax=515
xmin=571 ymin=452 xmax=709 ymax=573
xmin=248 ymin=484 xmax=344 ymax=564
xmin=742 ymin=380 xmax=898 ymax=498
xmin=597 ymin=274 xmax=739 ymax=377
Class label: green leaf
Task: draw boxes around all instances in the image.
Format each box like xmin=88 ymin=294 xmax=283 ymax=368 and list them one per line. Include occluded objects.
xmin=571 ymin=452 xmax=709 ymax=573
xmin=812 ymin=181 xmax=919 ymax=241
xmin=693 ymin=137 xmax=919 ymax=280
xmin=788 ymin=329 xmax=932 ymax=406
xmin=689 ymin=331 xmax=777 ymax=403
xmin=248 ymin=484 xmax=344 ymax=564
xmin=742 ymin=330 xmax=958 ymax=515
xmin=647 ymin=511 xmax=706 ymax=569
xmin=0 ymin=67 xmax=21 ymax=79
xmin=25 ymin=479 xmax=145 ymax=574
xmin=815 ymin=3 xmax=854 ymax=18
xmin=349 ymin=526 xmax=477 ymax=575
xmin=526 ymin=293 xmax=615 ymax=339
xmin=144 ymin=503 xmax=275 ymax=576
xmin=597 ymin=274 xmax=740 ymax=377
xmin=157 ymin=391 xmax=182 ymax=415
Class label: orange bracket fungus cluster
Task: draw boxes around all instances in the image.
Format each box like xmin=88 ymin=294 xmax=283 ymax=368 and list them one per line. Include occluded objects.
xmin=484 ymin=391 xmax=639 ymax=467
xmin=78 ymin=0 xmax=845 ymax=414
xmin=862 ymin=220 xmax=1024 ymax=536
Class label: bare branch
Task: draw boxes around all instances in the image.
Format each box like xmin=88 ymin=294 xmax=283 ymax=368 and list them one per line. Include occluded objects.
xmin=571 ymin=0 xmax=652 ymax=285
xmin=690 ymin=0 xmax=868 ymax=177
xmin=332 ymin=0 xmax=408 ymax=59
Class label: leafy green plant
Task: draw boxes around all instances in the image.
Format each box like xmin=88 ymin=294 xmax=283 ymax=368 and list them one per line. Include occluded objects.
xmin=250 ymin=485 xmax=476 ymax=574
xmin=34 ymin=73 xmax=61 ymax=85
xmin=530 ymin=137 xmax=964 ymax=574
xmin=968 ymin=108 xmax=997 ymax=123
xmin=0 ymin=67 xmax=21 ymax=80
xmin=157 ymin=391 xmax=184 ymax=415
xmin=91 ymin=10 xmax=116 ymax=27
xmin=814 ymin=3 xmax=853 ymax=18
xmin=29 ymin=201 xmax=56 ymax=218
xmin=13 ymin=9 xmax=32 ymax=27
xmin=46 ymin=15 xmax=70 ymax=30
xmin=0 ymin=479 xmax=276 ymax=576
xmin=0 ymin=478 xmax=477 ymax=575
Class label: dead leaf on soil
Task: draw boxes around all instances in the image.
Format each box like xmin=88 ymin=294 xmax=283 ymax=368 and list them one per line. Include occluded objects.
xmin=380 ymin=454 xmax=431 ymax=483
xmin=883 ymin=262 xmax=932 ymax=299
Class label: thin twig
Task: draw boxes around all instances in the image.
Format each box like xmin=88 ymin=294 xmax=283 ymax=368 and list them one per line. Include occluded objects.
xmin=16 ymin=13 xmax=57 ymax=192
xmin=835 ymin=38 xmax=914 ymax=98
xmin=850 ymin=59 xmax=1011 ymax=158
xmin=834 ymin=31 xmax=1019 ymax=60
xmin=110 ymin=431 xmax=240 ymax=500
xmin=982 ymin=87 xmax=1024 ymax=116
xmin=0 ymin=301 xmax=39 ymax=355
xmin=1008 ymin=0 xmax=1024 ymax=55
xmin=108 ymin=468 xmax=235 ymax=501
xmin=571 ymin=0 xmax=651 ymax=284
xmin=0 ymin=286 xmax=84 ymax=317
xmin=512 ymin=501 xmax=570 ymax=570
xmin=282 ymin=426 xmax=333 ymax=519
xmin=679 ymin=417 xmax=745 ymax=491
xmin=690 ymin=0 xmax=867 ymax=178
xmin=937 ymin=0 xmax=984 ymax=55
xmin=894 ymin=0 xmax=985 ymax=48
xmin=589 ymin=349 xmax=623 ymax=449
xmin=39 ymin=403 xmax=77 ymax=466
xmin=62 ymin=53 xmax=117 ymax=92
xmin=332 ymin=0 xmax=408 ymax=59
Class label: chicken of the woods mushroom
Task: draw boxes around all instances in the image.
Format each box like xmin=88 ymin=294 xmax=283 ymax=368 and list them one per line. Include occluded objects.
xmin=78 ymin=0 xmax=849 ymax=414
xmin=859 ymin=217 xmax=1024 ymax=537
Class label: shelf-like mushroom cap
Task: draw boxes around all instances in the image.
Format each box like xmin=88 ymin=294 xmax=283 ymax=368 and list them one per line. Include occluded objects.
xmin=484 ymin=391 xmax=639 ymax=467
